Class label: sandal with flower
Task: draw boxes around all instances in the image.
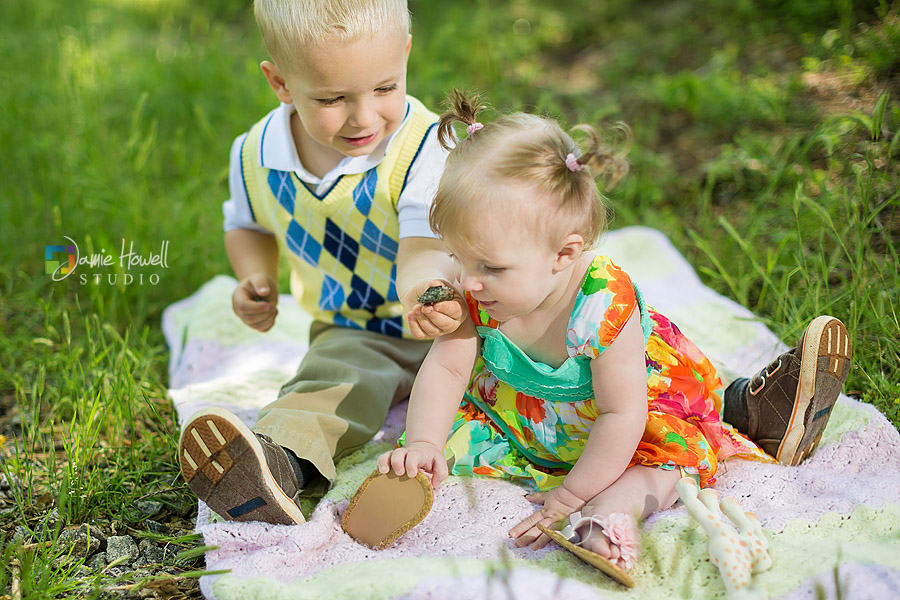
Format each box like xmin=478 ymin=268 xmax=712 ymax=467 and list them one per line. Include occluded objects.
xmin=538 ymin=511 xmax=639 ymax=587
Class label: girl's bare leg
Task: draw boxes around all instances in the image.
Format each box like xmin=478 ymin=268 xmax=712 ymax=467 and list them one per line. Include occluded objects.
xmin=577 ymin=465 xmax=682 ymax=562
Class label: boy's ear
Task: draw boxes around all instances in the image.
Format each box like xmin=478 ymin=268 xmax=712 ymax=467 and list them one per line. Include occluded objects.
xmin=553 ymin=234 xmax=585 ymax=273
xmin=405 ymin=34 xmax=412 ymax=58
xmin=261 ymin=61 xmax=294 ymax=105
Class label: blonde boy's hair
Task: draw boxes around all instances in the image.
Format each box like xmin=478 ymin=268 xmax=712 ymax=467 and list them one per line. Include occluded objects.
xmin=430 ymin=90 xmax=629 ymax=250
xmin=254 ymin=0 xmax=411 ymax=69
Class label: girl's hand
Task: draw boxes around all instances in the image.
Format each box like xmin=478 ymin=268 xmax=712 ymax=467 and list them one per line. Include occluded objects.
xmin=377 ymin=441 xmax=449 ymax=487
xmin=509 ymin=484 xmax=587 ymax=550
xmin=232 ymin=272 xmax=278 ymax=331
xmin=404 ymin=279 xmax=465 ymax=339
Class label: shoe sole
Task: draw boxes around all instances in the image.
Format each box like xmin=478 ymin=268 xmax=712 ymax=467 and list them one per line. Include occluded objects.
xmin=777 ymin=316 xmax=852 ymax=465
xmin=538 ymin=524 xmax=635 ymax=588
xmin=341 ymin=470 xmax=433 ymax=550
xmin=179 ymin=407 xmax=306 ymax=525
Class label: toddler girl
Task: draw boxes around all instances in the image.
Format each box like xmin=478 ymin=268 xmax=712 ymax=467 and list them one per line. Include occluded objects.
xmin=378 ymin=91 xmax=776 ymax=570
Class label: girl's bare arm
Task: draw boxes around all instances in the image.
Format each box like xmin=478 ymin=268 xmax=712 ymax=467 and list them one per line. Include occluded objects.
xmin=563 ymin=312 xmax=649 ymax=502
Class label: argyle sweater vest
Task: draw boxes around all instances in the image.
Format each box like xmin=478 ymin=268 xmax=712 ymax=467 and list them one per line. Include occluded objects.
xmin=240 ymin=97 xmax=439 ymax=339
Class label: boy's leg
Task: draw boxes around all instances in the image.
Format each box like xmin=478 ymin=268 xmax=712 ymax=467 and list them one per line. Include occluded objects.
xmin=179 ymin=323 xmax=430 ymax=524
xmin=723 ymin=315 xmax=852 ymax=465
xmin=254 ymin=323 xmax=431 ymax=495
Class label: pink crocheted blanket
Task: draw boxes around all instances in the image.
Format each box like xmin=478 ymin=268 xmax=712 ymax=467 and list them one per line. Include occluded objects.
xmin=164 ymin=227 xmax=900 ymax=600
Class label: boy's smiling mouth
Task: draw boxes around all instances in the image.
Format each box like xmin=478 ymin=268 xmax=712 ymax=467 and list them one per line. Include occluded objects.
xmin=342 ymin=132 xmax=378 ymax=147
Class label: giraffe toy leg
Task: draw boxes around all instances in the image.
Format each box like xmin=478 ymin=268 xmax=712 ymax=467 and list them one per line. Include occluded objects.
xmin=720 ymin=496 xmax=772 ymax=573
xmin=676 ymin=477 xmax=766 ymax=599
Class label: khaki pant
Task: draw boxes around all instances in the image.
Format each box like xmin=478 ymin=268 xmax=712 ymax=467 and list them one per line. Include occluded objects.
xmin=253 ymin=322 xmax=431 ymax=497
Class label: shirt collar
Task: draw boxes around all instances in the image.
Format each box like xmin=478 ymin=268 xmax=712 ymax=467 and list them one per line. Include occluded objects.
xmin=257 ymin=100 xmax=412 ymax=183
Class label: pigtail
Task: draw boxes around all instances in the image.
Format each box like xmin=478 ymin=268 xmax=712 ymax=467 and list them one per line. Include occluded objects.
xmin=569 ymin=123 xmax=631 ymax=188
xmin=436 ymin=89 xmax=487 ymax=151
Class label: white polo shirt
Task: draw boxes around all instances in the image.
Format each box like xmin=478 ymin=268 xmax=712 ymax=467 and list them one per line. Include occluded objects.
xmin=223 ymin=101 xmax=449 ymax=240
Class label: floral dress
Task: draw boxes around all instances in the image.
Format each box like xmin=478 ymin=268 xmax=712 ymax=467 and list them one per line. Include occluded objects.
xmin=440 ymin=254 xmax=773 ymax=491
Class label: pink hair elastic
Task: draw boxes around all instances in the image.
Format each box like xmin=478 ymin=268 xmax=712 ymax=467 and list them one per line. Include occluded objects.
xmin=466 ymin=122 xmax=484 ymax=135
xmin=565 ymin=152 xmax=583 ymax=172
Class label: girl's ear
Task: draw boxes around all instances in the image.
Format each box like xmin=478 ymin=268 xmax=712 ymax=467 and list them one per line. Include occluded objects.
xmin=553 ymin=234 xmax=585 ymax=273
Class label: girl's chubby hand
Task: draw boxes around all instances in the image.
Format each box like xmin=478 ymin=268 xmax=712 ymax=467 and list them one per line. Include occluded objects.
xmin=404 ymin=279 xmax=466 ymax=340
xmin=509 ymin=484 xmax=588 ymax=550
xmin=233 ymin=272 xmax=279 ymax=332
xmin=377 ymin=441 xmax=449 ymax=487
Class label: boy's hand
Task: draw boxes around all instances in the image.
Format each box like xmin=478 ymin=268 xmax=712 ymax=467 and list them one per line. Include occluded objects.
xmin=404 ymin=279 xmax=466 ymax=339
xmin=509 ymin=484 xmax=587 ymax=550
xmin=233 ymin=273 xmax=278 ymax=332
xmin=377 ymin=441 xmax=449 ymax=487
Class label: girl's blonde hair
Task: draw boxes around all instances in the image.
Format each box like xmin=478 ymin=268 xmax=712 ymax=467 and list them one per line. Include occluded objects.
xmin=254 ymin=0 xmax=410 ymax=70
xmin=430 ymin=89 xmax=629 ymax=249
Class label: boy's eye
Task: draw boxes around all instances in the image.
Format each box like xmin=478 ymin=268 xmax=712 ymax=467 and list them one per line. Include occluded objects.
xmin=375 ymin=84 xmax=398 ymax=93
xmin=316 ymin=96 xmax=343 ymax=106
xmin=483 ymin=265 xmax=506 ymax=274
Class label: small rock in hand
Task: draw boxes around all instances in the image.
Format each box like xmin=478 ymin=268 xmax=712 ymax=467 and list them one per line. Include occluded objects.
xmin=417 ymin=285 xmax=456 ymax=305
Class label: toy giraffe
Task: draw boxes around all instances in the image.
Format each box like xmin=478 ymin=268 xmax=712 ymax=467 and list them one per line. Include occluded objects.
xmin=676 ymin=476 xmax=772 ymax=599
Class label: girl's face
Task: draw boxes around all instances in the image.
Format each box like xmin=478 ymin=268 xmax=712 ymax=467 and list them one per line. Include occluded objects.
xmin=442 ymin=184 xmax=580 ymax=323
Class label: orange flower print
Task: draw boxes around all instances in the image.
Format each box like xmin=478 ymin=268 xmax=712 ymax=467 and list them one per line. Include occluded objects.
xmin=516 ymin=392 xmax=547 ymax=424
xmin=597 ymin=305 xmax=625 ymax=348
xmin=604 ymin=261 xmax=634 ymax=304
xmin=472 ymin=466 xmax=498 ymax=476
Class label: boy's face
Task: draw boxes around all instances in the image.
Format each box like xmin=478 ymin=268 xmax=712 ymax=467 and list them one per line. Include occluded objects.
xmin=264 ymin=31 xmax=411 ymax=166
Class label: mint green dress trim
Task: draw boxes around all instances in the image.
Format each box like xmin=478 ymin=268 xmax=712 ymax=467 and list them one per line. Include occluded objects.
xmin=475 ymin=282 xmax=652 ymax=403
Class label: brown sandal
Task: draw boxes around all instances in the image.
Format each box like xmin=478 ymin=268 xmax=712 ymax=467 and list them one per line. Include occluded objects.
xmin=341 ymin=470 xmax=433 ymax=550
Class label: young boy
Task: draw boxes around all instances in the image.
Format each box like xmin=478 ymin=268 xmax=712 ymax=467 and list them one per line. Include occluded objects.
xmin=178 ymin=0 xmax=463 ymax=525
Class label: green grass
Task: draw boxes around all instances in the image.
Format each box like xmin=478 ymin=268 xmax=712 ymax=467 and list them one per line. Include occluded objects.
xmin=1 ymin=0 xmax=898 ymax=596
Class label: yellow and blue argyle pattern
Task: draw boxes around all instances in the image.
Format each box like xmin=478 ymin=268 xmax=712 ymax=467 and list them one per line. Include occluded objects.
xmin=266 ymin=167 xmax=404 ymax=337
xmin=241 ymin=96 xmax=439 ymax=339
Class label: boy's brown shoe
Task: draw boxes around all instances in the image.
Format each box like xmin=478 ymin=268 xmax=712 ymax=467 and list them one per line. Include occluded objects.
xmin=179 ymin=407 xmax=306 ymax=525
xmin=725 ymin=316 xmax=852 ymax=465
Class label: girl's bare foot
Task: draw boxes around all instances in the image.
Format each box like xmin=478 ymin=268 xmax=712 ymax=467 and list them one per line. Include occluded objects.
xmin=566 ymin=465 xmax=682 ymax=570
xmin=572 ymin=511 xmax=639 ymax=569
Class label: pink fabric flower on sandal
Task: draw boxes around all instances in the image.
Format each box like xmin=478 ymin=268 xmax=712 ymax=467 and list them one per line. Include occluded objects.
xmin=602 ymin=513 xmax=640 ymax=569
xmin=566 ymin=511 xmax=641 ymax=571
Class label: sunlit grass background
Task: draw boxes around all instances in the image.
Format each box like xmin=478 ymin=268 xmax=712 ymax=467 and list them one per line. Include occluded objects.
xmin=1 ymin=0 xmax=898 ymax=596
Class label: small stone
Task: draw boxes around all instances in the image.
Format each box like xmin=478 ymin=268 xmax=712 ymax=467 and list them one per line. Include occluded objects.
xmin=417 ymin=285 xmax=456 ymax=305
xmin=104 ymin=565 xmax=127 ymax=579
xmin=106 ymin=535 xmax=139 ymax=565
xmin=44 ymin=507 xmax=61 ymax=528
xmin=87 ymin=551 xmax=107 ymax=571
xmin=170 ymin=499 xmax=194 ymax=517
xmin=75 ymin=565 xmax=93 ymax=578
xmin=144 ymin=520 xmax=167 ymax=534
xmin=138 ymin=539 xmax=166 ymax=565
xmin=136 ymin=500 xmax=162 ymax=518
xmin=0 ymin=472 xmax=20 ymax=492
xmin=52 ymin=555 xmax=78 ymax=570
xmin=59 ymin=523 xmax=101 ymax=557
xmin=87 ymin=522 xmax=108 ymax=546
xmin=13 ymin=525 xmax=31 ymax=544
